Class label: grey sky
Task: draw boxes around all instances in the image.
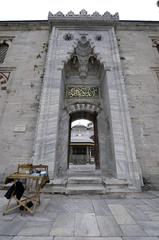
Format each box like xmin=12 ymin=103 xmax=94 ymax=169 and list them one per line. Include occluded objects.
xmin=0 ymin=0 xmax=159 ymax=21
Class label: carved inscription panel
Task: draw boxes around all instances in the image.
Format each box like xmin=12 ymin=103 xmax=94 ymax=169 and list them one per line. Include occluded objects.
xmin=65 ymin=86 xmax=99 ymax=98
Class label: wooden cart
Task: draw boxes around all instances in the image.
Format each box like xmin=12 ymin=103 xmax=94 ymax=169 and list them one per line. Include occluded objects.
xmin=3 ymin=164 xmax=49 ymax=215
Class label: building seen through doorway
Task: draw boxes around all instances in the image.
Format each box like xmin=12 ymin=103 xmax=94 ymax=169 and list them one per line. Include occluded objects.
xmin=69 ymin=120 xmax=95 ymax=167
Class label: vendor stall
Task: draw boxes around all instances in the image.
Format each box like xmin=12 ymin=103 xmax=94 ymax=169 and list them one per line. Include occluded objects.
xmin=3 ymin=164 xmax=49 ymax=215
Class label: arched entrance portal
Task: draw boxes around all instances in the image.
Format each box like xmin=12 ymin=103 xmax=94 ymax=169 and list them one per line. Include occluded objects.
xmin=33 ymin=30 xmax=142 ymax=191
xmin=68 ymin=111 xmax=100 ymax=171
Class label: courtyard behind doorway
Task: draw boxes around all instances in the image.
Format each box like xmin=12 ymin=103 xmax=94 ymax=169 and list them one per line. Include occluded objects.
xmin=68 ymin=111 xmax=100 ymax=175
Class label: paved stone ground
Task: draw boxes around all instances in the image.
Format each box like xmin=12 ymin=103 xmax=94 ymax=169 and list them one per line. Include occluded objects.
xmin=1 ymin=190 xmax=159 ymax=240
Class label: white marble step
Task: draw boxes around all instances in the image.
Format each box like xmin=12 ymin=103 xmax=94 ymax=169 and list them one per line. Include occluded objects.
xmin=42 ymin=177 xmax=130 ymax=194
xmin=104 ymin=178 xmax=128 ymax=186
xmin=68 ymin=176 xmax=103 ymax=184
xmin=103 ymin=178 xmax=129 ymax=192
xmin=68 ymin=171 xmax=101 ymax=177
xmin=66 ymin=183 xmax=105 ymax=194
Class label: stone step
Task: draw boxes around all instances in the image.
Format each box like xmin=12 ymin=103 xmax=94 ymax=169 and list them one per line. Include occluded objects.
xmin=42 ymin=178 xmax=67 ymax=194
xmin=66 ymin=183 xmax=105 ymax=194
xmin=68 ymin=176 xmax=103 ymax=184
xmin=103 ymin=178 xmax=129 ymax=187
xmin=42 ymin=177 xmax=130 ymax=194
xmin=68 ymin=171 xmax=101 ymax=178
xmin=103 ymin=178 xmax=129 ymax=192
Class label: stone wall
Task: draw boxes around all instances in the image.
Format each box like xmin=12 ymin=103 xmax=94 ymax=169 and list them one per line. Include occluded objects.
xmin=0 ymin=20 xmax=159 ymax=189
xmin=117 ymin=22 xmax=159 ymax=188
xmin=0 ymin=22 xmax=49 ymax=181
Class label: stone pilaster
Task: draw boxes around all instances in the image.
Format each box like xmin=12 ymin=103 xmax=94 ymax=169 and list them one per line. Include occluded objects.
xmin=33 ymin=27 xmax=62 ymax=178
xmin=104 ymin=27 xmax=142 ymax=189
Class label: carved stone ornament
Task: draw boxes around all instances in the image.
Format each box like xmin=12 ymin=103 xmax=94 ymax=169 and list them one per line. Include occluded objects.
xmin=48 ymin=11 xmax=53 ymax=18
xmin=54 ymin=11 xmax=64 ymax=17
xmin=65 ymin=35 xmax=103 ymax=79
xmin=92 ymin=11 xmax=101 ymax=17
xmin=48 ymin=10 xmax=119 ymax=25
xmin=76 ymin=35 xmax=92 ymax=57
xmin=67 ymin=102 xmax=101 ymax=114
xmin=0 ymin=37 xmax=14 ymax=46
xmin=65 ymin=86 xmax=99 ymax=98
xmin=0 ymin=72 xmax=10 ymax=90
xmin=50 ymin=9 xmax=119 ymax=18
xmin=152 ymin=39 xmax=159 ymax=47
xmin=66 ymin=11 xmax=75 ymax=16
xmin=63 ymin=33 xmax=73 ymax=41
xmin=79 ymin=9 xmax=88 ymax=16
xmin=95 ymin=34 xmax=102 ymax=41
xmin=73 ymin=35 xmax=94 ymax=79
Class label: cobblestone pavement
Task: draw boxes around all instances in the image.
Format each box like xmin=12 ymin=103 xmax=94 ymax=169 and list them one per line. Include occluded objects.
xmin=1 ymin=190 xmax=159 ymax=240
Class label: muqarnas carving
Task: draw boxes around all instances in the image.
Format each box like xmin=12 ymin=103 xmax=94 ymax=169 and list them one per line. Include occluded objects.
xmin=64 ymin=35 xmax=103 ymax=79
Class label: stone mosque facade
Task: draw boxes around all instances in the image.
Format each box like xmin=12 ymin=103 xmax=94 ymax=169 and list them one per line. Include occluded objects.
xmin=0 ymin=10 xmax=159 ymax=193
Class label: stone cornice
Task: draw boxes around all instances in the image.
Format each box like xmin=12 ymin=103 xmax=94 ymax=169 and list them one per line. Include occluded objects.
xmin=48 ymin=9 xmax=119 ymax=27
xmin=117 ymin=20 xmax=159 ymax=31
xmin=0 ymin=21 xmax=48 ymax=31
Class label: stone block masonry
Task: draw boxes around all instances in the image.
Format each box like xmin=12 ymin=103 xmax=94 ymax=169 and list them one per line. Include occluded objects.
xmin=0 ymin=15 xmax=159 ymax=190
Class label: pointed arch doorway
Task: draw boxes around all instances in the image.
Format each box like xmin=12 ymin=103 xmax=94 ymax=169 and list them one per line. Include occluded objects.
xmin=68 ymin=111 xmax=100 ymax=173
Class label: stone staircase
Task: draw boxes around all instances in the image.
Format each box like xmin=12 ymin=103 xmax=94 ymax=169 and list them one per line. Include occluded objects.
xmin=66 ymin=175 xmax=105 ymax=194
xmin=43 ymin=175 xmax=130 ymax=194
xmin=65 ymin=166 xmax=105 ymax=194
xmin=43 ymin=166 xmax=130 ymax=194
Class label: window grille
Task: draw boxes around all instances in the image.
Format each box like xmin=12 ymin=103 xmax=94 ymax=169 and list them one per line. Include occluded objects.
xmin=0 ymin=42 xmax=9 ymax=63
xmin=72 ymin=146 xmax=87 ymax=155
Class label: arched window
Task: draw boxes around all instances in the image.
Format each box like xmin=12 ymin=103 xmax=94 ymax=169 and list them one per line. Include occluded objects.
xmin=0 ymin=42 xmax=9 ymax=63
